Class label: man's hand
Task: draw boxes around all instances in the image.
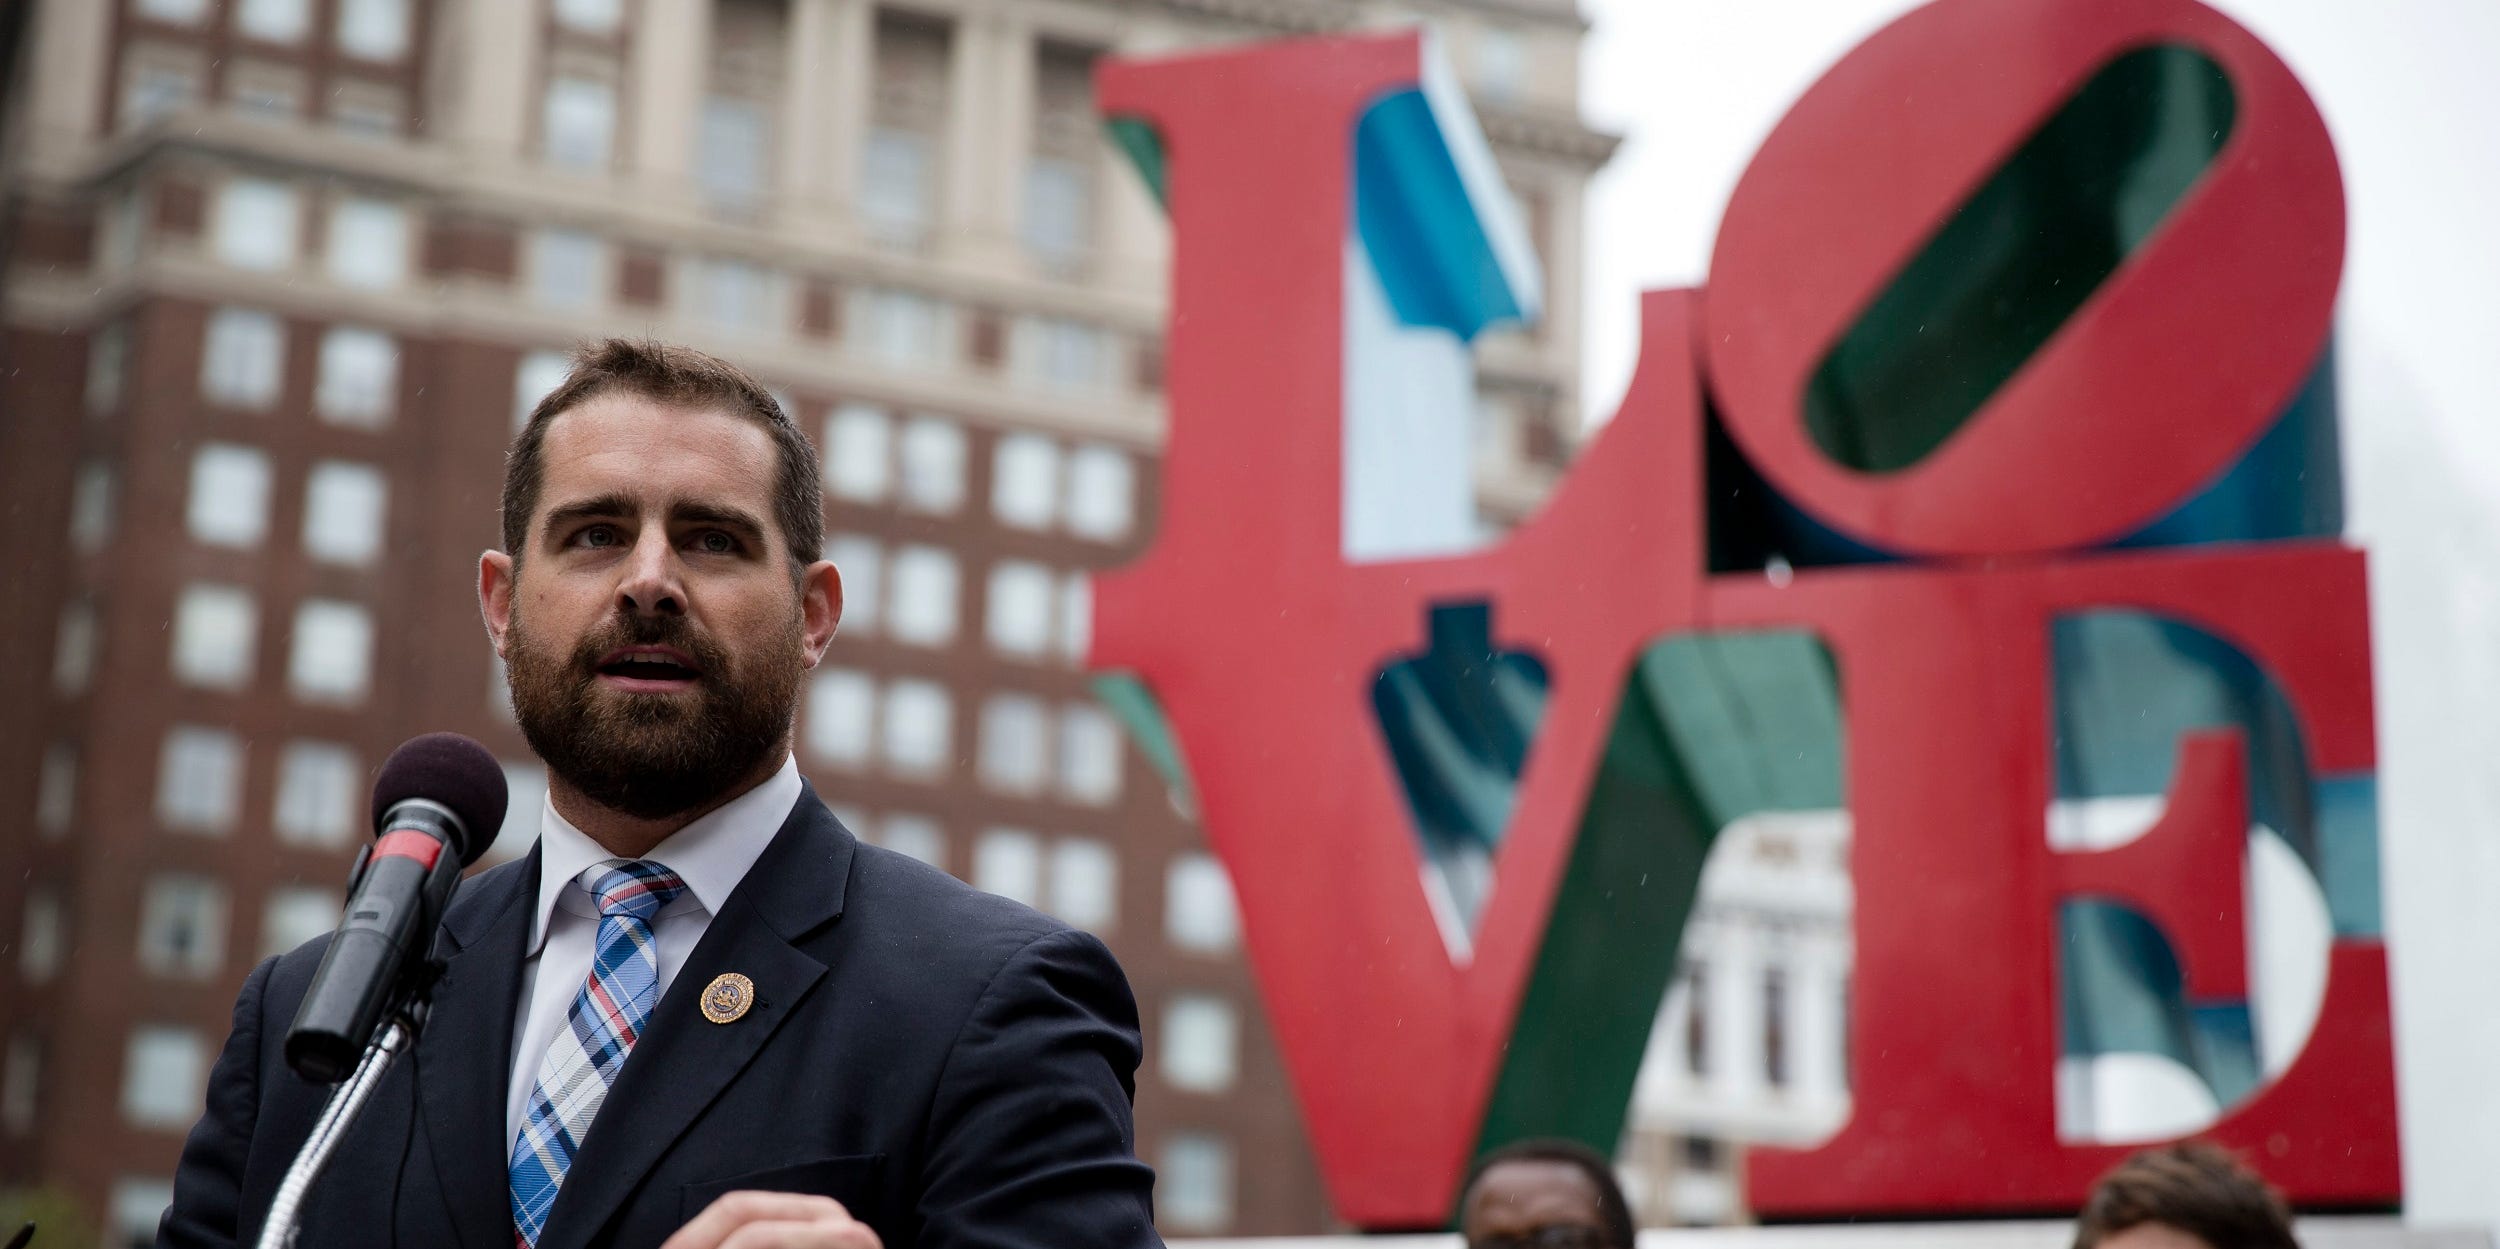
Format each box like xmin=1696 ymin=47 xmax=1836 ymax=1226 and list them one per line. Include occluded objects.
xmin=659 ymin=1191 xmax=882 ymax=1249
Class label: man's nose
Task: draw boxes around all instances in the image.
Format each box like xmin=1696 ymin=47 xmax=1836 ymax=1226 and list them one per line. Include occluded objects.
xmin=616 ymin=528 xmax=686 ymax=617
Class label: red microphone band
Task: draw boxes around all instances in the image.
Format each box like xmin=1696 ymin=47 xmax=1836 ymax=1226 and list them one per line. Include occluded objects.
xmin=371 ymin=828 xmax=446 ymax=872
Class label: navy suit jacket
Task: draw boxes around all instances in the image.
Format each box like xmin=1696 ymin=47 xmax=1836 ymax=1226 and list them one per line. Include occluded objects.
xmin=159 ymin=786 xmax=1163 ymax=1248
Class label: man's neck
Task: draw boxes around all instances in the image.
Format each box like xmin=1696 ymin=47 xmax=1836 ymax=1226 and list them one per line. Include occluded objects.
xmin=547 ymin=752 xmax=788 ymax=860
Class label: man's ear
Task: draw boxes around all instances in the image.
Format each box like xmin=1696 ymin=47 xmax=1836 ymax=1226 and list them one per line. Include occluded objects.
xmin=800 ymin=558 xmax=843 ymax=669
xmin=480 ymin=550 xmax=516 ymax=657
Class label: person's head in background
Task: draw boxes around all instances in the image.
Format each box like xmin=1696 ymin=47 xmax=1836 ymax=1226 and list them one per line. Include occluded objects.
xmin=1458 ymin=1137 xmax=1637 ymax=1249
xmin=2074 ymin=1142 xmax=2301 ymax=1249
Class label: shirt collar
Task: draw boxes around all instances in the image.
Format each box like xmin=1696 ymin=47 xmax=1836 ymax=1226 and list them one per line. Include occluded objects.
xmin=524 ymin=754 xmax=803 ymax=956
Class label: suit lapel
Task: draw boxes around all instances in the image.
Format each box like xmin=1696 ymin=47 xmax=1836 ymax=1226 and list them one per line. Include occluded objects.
xmin=418 ymin=848 xmax=539 ymax=1249
xmin=535 ymin=789 xmax=856 ymax=1249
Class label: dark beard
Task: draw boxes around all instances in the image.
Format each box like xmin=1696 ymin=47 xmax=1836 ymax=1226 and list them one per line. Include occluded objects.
xmin=505 ymin=607 xmax=803 ymax=821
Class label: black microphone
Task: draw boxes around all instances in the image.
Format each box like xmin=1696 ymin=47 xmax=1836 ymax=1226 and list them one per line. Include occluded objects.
xmin=284 ymin=733 xmax=507 ymax=1082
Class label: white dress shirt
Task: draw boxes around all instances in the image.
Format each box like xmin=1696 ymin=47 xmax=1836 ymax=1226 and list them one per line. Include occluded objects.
xmin=503 ymin=755 xmax=803 ymax=1150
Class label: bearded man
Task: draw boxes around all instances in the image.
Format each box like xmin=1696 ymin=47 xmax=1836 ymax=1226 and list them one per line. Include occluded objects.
xmin=160 ymin=340 xmax=1163 ymax=1249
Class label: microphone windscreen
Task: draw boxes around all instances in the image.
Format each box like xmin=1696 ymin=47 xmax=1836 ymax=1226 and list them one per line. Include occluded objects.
xmin=371 ymin=733 xmax=508 ymax=868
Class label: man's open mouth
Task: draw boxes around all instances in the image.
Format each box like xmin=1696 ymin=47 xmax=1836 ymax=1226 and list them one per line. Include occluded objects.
xmin=594 ymin=646 xmax=704 ymax=687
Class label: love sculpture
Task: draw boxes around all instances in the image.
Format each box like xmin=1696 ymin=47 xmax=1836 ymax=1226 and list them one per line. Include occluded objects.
xmin=1090 ymin=0 xmax=2397 ymax=1227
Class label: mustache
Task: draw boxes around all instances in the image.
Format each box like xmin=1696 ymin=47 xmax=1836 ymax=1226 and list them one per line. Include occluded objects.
xmin=567 ymin=613 xmax=732 ymax=675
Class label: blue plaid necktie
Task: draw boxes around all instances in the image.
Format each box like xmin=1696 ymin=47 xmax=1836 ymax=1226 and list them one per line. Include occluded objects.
xmin=508 ymin=860 xmax=687 ymax=1248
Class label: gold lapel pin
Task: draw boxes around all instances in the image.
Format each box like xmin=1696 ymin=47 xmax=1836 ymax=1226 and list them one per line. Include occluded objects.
xmin=700 ymin=972 xmax=756 ymax=1024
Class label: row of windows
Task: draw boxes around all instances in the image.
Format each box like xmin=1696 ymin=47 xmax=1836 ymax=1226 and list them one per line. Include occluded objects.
xmin=15 ymin=877 xmax=339 ymax=989
xmin=802 ymin=672 xmax=1123 ymax=805
xmin=131 ymin=0 xmax=415 ymax=61
xmin=91 ymin=309 xmax=402 ymax=425
xmin=121 ymin=43 xmax=409 ymax=139
xmin=822 ymin=405 xmax=1138 ymax=538
xmin=209 ymin=178 xmax=412 ymax=289
xmin=511 ymin=355 xmax=1145 ymax=543
xmin=823 ymin=535 xmax=1090 ymax=662
xmin=52 ymin=589 xmax=370 ymax=706
xmin=177 ymin=445 xmax=389 ymax=562
xmin=184 ymin=169 xmax=1129 ymax=379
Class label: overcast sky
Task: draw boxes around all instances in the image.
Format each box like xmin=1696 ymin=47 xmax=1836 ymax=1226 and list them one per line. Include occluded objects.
xmin=1571 ymin=0 xmax=2500 ymax=1225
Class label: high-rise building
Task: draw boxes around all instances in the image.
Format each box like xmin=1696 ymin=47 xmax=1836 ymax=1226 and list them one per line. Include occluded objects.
xmin=0 ymin=0 xmax=1612 ymax=1241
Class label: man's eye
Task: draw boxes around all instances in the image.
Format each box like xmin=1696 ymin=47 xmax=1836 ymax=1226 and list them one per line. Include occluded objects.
xmin=579 ymin=525 xmax=620 ymax=548
xmin=694 ymin=531 xmax=736 ymax=554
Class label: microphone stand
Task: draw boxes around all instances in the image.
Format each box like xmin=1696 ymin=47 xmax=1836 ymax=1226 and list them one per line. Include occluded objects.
xmin=254 ymin=960 xmax=443 ymax=1249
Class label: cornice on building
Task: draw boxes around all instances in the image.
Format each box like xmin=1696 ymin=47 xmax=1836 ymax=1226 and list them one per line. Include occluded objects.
xmin=1478 ymin=103 xmax=1622 ymax=168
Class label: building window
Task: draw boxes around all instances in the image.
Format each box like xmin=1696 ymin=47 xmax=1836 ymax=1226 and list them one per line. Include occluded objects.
xmin=991 ymin=434 xmax=1062 ymax=531
xmin=274 ymin=740 xmax=360 ymax=847
xmin=337 ymin=0 xmax=411 ymax=60
xmin=2 ymin=1036 xmax=37 ymax=1135
xmin=71 ymin=460 xmax=117 ymax=553
xmin=544 ymin=76 xmax=618 ymax=170
xmin=805 ymin=668 xmax=876 ymax=768
xmin=860 ymin=129 xmax=932 ymax=248
xmin=887 ymin=545 xmax=959 ymax=646
xmin=237 ymin=0 xmax=311 ymax=42
xmin=36 ymin=744 xmax=77 ymax=838
xmin=1008 ymin=316 xmax=1114 ymax=394
xmin=878 ymin=813 xmax=947 ymax=869
xmin=973 ymin=828 xmax=1042 ymax=908
xmin=1066 ymin=445 xmax=1136 ymax=541
xmin=137 ymin=874 xmax=228 ymax=980
xmin=898 ymin=417 xmax=967 ymax=514
xmin=172 ymin=583 xmax=259 ymax=690
xmin=823 ymin=404 xmax=893 ymax=503
xmin=303 ymin=461 xmax=388 ymax=566
xmin=514 ymin=350 xmax=574 ymax=430
xmin=824 ymin=535 xmax=882 ymax=636
xmin=491 ymin=761 xmax=549 ymax=862
xmin=1165 ymin=853 xmax=1240 ymax=954
xmin=1474 ymin=27 xmax=1529 ymax=105
xmin=553 ymin=0 xmax=622 ymax=34
xmin=120 ymin=58 xmax=202 ymax=130
xmin=290 ymin=599 xmax=374 ymax=704
xmin=984 ymin=561 xmax=1056 ymax=659
xmin=326 ymin=197 xmax=410 ymax=289
xmin=159 ymin=726 xmax=245 ymax=833
xmin=1022 ymin=156 xmax=1093 ymax=270
xmin=1161 ymin=994 xmax=1239 ymax=1093
xmin=18 ymin=891 xmax=62 ymax=984
xmin=330 ymin=84 xmax=406 ymax=137
xmin=699 ymin=97 xmax=772 ymax=211
xmin=212 ymin=178 xmax=298 ymax=271
xmin=1764 ymin=966 xmax=1790 ymax=1090
xmin=110 ymin=1178 xmax=177 ymax=1249
xmin=201 ymin=307 xmax=287 ymax=409
xmin=881 ymin=678 xmax=952 ymax=777
xmin=262 ymin=886 xmax=343 ymax=960
xmin=137 ymin=0 xmax=209 ymax=24
xmin=121 ymin=1027 xmax=207 ymax=1129
xmin=88 ymin=321 xmax=129 ymax=414
xmin=99 ymin=191 xmax=147 ymax=271
xmin=228 ymin=62 xmax=306 ymax=119
xmin=688 ymin=257 xmax=776 ymax=334
xmin=529 ymin=229 xmax=605 ymax=310
xmin=52 ymin=601 xmax=96 ymax=696
xmin=1058 ymin=704 xmax=1123 ymax=805
xmin=316 ymin=326 xmax=399 ymax=426
xmin=1051 ymin=838 xmax=1117 ymax=932
xmin=187 ymin=443 xmax=273 ymax=549
xmin=1683 ymin=963 xmax=1709 ymax=1078
xmin=851 ymin=288 xmax=956 ymax=369
xmin=1159 ymin=1133 xmax=1235 ymax=1232
xmin=977 ymin=694 xmax=1049 ymax=795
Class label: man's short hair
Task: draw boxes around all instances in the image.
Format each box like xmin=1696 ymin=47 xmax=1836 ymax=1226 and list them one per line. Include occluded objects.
xmin=2073 ymin=1142 xmax=2299 ymax=1249
xmin=501 ymin=338 xmax=823 ymax=574
xmin=1461 ymin=1137 xmax=1636 ymax=1249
